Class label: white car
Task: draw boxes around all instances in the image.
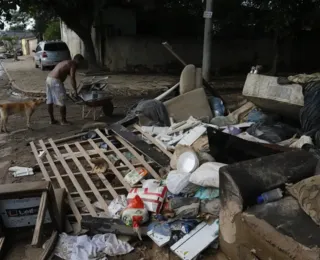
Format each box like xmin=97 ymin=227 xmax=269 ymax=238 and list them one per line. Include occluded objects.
xmin=33 ymin=40 xmax=71 ymax=70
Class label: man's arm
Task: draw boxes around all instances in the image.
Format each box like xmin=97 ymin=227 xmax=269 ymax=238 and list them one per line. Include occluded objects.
xmin=70 ymin=63 xmax=77 ymax=95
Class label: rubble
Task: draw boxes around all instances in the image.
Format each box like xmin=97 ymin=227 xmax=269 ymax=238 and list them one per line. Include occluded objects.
xmin=5 ymin=64 xmax=320 ymax=259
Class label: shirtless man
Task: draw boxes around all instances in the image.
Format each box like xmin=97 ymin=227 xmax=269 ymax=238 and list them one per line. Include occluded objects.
xmin=46 ymin=54 xmax=83 ymax=125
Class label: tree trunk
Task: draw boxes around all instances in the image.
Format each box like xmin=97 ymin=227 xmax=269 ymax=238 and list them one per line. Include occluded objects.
xmin=270 ymin=30 xmax=279 ymax=76
xmin=81 ymin=36 xmax=99 ymax=71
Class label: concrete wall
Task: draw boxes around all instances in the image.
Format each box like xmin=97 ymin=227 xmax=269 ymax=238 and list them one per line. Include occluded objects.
xmin=61 ymin=20 xmax=296 ymax=73
xmin=103 ymin=36 xmax=278 ymax=73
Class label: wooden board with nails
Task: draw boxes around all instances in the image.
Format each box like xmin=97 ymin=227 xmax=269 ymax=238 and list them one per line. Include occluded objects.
xmin=30 ymin=128 xmax=169 ymax=229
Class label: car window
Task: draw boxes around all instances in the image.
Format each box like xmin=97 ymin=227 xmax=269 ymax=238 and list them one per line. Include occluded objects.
xmin=36 ymin=45 xmax=42 ymax=52
xmin=44 ymin=42 xmax=69 ymax=51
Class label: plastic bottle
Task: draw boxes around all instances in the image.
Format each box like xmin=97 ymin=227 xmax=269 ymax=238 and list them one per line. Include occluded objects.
xmin=257 ymin=188 xmax=283 ymax=204
xmin=211 ymin=97 xmax=225 ymax=117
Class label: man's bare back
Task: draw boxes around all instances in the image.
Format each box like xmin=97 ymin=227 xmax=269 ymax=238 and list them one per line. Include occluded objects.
xmin=45 ymin=54 xmax=83 ymax=125
xmin=49 ymin=60 xmax=76 ymax=83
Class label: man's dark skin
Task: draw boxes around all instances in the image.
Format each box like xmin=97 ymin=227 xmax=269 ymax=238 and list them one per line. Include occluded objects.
xmin=48 ymin=57 xmax=80 ymax=124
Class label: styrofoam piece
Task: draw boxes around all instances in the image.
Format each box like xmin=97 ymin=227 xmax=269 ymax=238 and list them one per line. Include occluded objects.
xmin=9 ymin=167 xmax=34 ymax=177
xmin=177 ymin=151 xmax=199 ymax=173
xmin=178 ymin=125 xmax=207 ymax=146
xmin=170 ymin=220 xmax=219 ymax=260
xmin=141 ymin=126 xmax=169 ymax=136
xmin=147 ymin=229 xmax=171 ymax=247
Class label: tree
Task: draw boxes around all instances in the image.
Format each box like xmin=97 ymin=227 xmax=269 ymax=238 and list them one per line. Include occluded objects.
xmin=242 ymin=0 xmax=320 ymax=74
xmin=43 ymin=20 xmax=61 ymax=40
xmin=6 ymin=10 xmax=32 ymax=31
xmin=0 ymin=35 xmax=19 ymax=60
xmin=0 ymin=0 xmax=104 ymax=69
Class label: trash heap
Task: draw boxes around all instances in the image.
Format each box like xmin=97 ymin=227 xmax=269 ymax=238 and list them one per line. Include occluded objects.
xmin=9 ymin=65 xmax=320 ymax=260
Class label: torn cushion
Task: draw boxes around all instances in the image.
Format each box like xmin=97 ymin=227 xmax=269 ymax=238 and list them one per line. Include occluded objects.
xmin=287 ymin=175 xmax=320 ymax=225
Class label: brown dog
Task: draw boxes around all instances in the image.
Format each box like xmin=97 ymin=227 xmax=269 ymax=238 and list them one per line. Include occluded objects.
xmin=0 ymin=98 xmax=45 ymax=132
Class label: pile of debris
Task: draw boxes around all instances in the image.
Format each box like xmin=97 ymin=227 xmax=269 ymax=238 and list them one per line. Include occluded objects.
xmin=2 ymin=48 xmax=320 ymax=259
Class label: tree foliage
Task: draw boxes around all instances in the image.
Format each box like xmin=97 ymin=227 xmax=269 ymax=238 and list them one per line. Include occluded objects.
xmin=43 ymin=20 xmax=61 ymax=40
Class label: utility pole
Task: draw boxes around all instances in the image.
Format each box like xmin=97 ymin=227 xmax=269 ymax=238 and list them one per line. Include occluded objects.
xmin=202 ymin=0 xmax=213 ymax=82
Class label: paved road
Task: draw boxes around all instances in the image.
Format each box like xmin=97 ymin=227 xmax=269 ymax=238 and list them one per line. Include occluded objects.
xmin=2 ymin=56 xmax=177 ymax=95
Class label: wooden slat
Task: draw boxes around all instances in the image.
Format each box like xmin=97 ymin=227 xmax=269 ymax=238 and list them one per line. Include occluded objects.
xmin=95 ymin=129 xmax=136 ymax=172
xmin=40 ymin=146 xmax=128 ymax=166
xmin=134 ymin=124 xmax=173 ymax=158
xmin=39 ymin=231 xmax=58 ymax=260
xmin=31 ymin=191 xmax=48 ymax=247
xmin=88 ymin=139 xmax=131 ymax=191
xmin=38 ymin=140 xmax=82 ymax=223
xmin=47 ymin=160 xmax=155 ymax=180
xmin=114 ymin=135 xmax=161 ymax=180
xmin=31 ymin=142 xmax=52 ymax=181
xmin=75 ymin=142 xmax=119 ymax=199
xmin=64 ymin=144 xmax=110 ymax=213
xmin=0 ymin=181 xmax=50 ymax=197
xmin=69 ymin=185 xmax=141 ymax=196
xmin=110 ymin=123 xmax=170 ymax=166
xmin=48 ymin=138 xmax=97 ymax=217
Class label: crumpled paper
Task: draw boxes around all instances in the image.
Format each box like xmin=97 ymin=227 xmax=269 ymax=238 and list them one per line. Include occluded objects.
xmin=54 ymin=233 xmax=134 ymax=260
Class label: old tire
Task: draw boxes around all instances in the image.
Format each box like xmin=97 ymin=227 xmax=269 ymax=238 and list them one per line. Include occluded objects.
xmin=102 ymin=101 xmax=114 ymax=117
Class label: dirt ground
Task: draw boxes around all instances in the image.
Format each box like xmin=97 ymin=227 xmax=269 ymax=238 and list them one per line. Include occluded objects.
xmin=0 ymin=59 xmax=237 ymax=260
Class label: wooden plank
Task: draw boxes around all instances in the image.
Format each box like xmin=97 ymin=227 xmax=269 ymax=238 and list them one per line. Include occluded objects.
xmin=0 ymin=237 xmax=5 ymax=259
xmin=75 ymin=142 xmax=119 ymax=199
xmin=110 ymin=124 xmax=170 ymax=166
xmin=31 ymin=191 xmax=48 ymax=247
xmin=95 ymin=129 xmax=136 ymax=172
xmin=47 ymin=160 xmax=155 ymax=179
xmin=46 ymin=183 xmax=62 ymax=233
xmin=39 ymin=231 xmax=58 ymax=260
xmin=0 ymin=181 xmax=50 ymax=197
xmin=64 ymin=144 xmax=110 ymax=214
xmin=134 ymin=124 xmax=173 ymax=158
xmin=40 ymin=146 xmax=128 ymax=166
xmin=53 ymin=188 xmax=66 ymax=232
xmin=48 ymin=138 xmax=97 ymax=217
xmin=38 ymin=140 xmax=82 ymax=224
xmin=30 ymin=142 xmax=52 ymax=181
xmin=69 ymin=185 xmax=141 ymax=196
xmin=114 ymin=135 xmax=160 ymax=180
xmin=82 ymin=215 xmax=149 ymax=236
xmin=88 ymin=139 xmax=131 ymax=191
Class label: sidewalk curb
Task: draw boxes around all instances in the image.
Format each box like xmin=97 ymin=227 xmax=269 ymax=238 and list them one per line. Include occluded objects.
xmin=0 ymin=61 xmax=46 ymax=98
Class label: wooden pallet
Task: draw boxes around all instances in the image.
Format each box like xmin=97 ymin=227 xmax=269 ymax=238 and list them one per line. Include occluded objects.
xmin=30 ymin=129 xmax=166 ymax=225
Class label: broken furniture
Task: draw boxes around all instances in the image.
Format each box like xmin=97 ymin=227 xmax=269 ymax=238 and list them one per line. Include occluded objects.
xmin=30 ymin=128 xmax=170 ymax=231
xmin=219 ymin=150 xmax=320 ymax=260
xmin=0 ymin=181 xmax=62 ymax=252
xmin=243 ymin=73 xmax=304 ymax=119
xmin=207 ymin=127 xmax=293 ymax=163
xmin=164 ymin=88 xmax=213 ymax=122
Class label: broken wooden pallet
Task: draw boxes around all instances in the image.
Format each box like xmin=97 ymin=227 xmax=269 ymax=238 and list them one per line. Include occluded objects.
xmin=30 ymin=128 xmax=168 ymax=226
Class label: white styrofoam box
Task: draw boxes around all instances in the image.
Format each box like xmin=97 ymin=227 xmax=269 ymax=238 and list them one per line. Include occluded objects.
xmin=170 ymin=220 xmax=219 ymax=260
xmin=0 ymin=197 xmax=51 ymax=228
xmin=242 ymin=73 xmax=304 ymax=119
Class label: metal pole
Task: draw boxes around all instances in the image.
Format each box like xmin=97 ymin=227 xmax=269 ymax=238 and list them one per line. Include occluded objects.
xmin=202 ymin=0 xmax=213 ymax=81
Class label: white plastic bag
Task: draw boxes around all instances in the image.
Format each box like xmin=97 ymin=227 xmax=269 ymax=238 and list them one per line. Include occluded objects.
xmin=166 ymin=170 xmax=199 ymax=195
xmin=189 ymin=162 xmax=227 ymax=188
xmin=141 ymin=179 xmax=161 ymax=189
